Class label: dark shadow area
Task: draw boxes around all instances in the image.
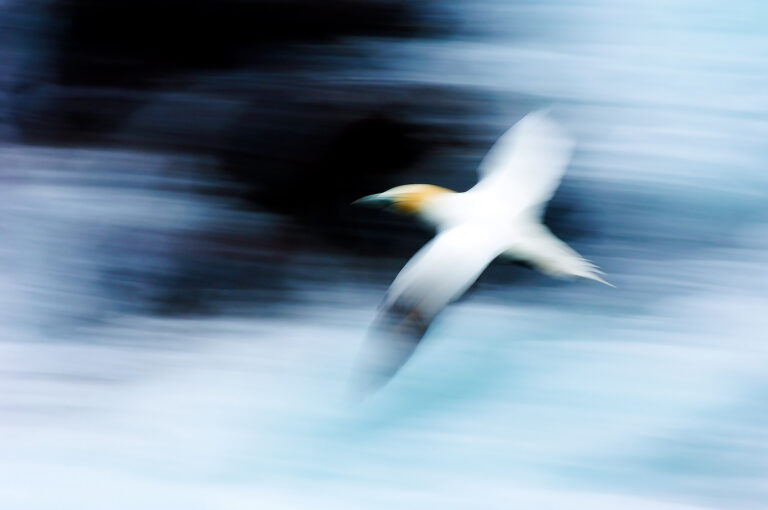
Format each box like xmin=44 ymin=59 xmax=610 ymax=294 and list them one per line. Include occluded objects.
xmin=0 ymin=0 xmax=608 ymax=318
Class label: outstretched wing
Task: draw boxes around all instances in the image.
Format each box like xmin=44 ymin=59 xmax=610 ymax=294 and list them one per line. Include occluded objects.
xmin=353 ymin=224 xmax=507 ymax=395
xmin=471 ymin=110 xmax=575 ymax=218
xmin=505 ymin=222 xmax=612 ymax=286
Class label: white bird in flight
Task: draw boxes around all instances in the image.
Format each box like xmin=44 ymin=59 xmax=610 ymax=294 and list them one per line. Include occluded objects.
xmin=353 ymin=109 xmax=611 ymax=394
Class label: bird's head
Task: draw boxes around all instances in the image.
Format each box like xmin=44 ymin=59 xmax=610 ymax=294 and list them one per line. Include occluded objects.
xmin=353 ymin=184 xmax=454 ymax=215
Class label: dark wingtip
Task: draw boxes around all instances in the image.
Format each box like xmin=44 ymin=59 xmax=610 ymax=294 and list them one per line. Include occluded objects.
xmin=348 ymin=302 xmax=433 ymax=399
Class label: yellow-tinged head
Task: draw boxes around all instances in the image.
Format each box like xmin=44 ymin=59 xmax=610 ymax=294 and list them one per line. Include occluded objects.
xmin=353 ymin=184 xmax=455 ymax=214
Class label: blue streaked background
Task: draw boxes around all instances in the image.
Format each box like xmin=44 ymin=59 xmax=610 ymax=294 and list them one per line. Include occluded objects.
xmin=1 ymin=1 xmax=767 ymax=508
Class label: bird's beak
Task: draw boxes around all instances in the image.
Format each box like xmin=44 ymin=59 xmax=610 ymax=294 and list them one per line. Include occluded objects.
xmin=352 ymin=193 xmax=392 ymax=208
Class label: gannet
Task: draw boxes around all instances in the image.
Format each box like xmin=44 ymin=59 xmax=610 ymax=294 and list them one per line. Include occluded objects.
xmin=353 ymin=110 xmax=611 ymax=393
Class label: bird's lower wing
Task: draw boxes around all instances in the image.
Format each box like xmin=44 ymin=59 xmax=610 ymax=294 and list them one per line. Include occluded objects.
xmin=352 ymin=301 xmax=432 ymax=397
xmin=504 ymin=222 xmax=612 ymax=286
xmin=353 ymin=225 xmax=508 ymax=395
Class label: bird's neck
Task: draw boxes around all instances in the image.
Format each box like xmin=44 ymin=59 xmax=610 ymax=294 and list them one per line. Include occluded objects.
xmin=416 ymin=190 xmax=467 ymax=229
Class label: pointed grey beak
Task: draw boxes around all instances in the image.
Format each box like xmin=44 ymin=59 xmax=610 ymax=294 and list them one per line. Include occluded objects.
xmin=352 ymin=194 xmax=392 ymax=208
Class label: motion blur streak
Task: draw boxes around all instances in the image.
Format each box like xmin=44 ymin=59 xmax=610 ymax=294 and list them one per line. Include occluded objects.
xmin=1 ymin=1 xmax=767 ymax=509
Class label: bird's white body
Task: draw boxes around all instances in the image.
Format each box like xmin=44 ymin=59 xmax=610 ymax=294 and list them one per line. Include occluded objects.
xmin=419 ymin=188 xmax=513 ymax=230
xmin=355 ymin=109 xmax=610 ymax=391
xmin=381 ymin=111 xmax=609 ymax=318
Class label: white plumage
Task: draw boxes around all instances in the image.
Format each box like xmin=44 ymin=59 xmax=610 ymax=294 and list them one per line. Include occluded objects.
xmin=353 ymin=109 xmax=610 ymax=394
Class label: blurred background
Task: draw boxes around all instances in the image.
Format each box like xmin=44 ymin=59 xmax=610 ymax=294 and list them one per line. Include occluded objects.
xmin=1 ymin=1 xmax=768 ymax=508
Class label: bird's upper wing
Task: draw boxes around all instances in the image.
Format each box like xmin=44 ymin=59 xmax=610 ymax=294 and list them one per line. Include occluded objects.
xmin=471 ymin=110 xmax=575 ymax=218
xmin=353 ymin=224 xmax=508 ymax=395
xmin=504 ymin=222 xmax=612 ymax=286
